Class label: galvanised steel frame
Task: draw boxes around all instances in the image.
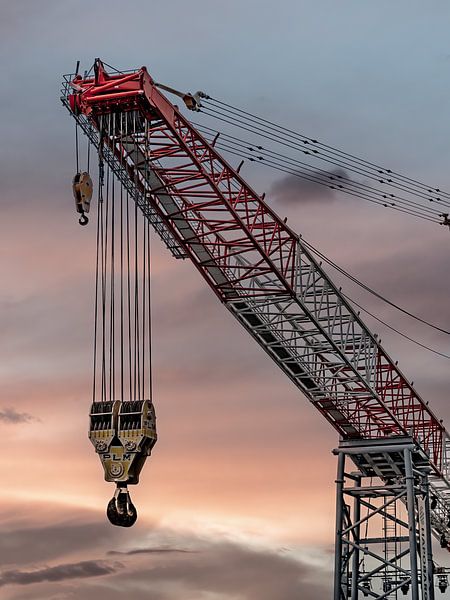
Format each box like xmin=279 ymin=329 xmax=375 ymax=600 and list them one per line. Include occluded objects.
xmin=334 ymin=438 xmax=436 ymax=600
xmin=63 ymin=59 xmax=450 ymax=568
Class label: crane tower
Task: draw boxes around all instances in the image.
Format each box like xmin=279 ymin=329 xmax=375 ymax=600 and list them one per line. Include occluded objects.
xmin=62 ymin=59 xmax=450 ymax=599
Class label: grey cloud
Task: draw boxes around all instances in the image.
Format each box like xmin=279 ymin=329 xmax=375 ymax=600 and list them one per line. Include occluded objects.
xmin=104 ymin=536 xmax=331 ymax=600
xmin=353 ymin=242 xmax=450 ymax=319
xmin=9 ymin=537 xmax=330 ymax=600
xmin=0 ymin=505 xmax=331 ymax=599
xmin=310 ymin=230 xmax=450 ymax=418
xmin=0 ymin=560 xmax=122 ymax=587
xmin=0 ymin=407 xmax=35 ymax=424
xmin=325 ymin=235 xmax=450 ymax=356
xmin=0 ymin=516 xmax=125 ymax=567
xmin=108 ymin=547 xmax=195 ymax=556
xmin=270 ymin=168 xmax=350 ymax=204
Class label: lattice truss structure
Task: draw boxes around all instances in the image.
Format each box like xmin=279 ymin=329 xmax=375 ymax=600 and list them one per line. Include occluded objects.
xmin=62 ymin=60 xmax=450 ymax=542
xmin=334 ymin=438 xmax=437 ymax=600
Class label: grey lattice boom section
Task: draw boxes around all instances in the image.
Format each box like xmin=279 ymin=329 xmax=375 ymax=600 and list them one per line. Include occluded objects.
xmin=226 ymin=259 xmax=450 ymax=544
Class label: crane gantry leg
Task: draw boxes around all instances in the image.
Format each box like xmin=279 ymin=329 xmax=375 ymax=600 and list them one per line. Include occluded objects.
xmin=333 ymin=437 xmax=435 ymax=599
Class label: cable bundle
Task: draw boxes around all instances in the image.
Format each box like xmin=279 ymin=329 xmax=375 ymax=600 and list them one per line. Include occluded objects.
xmin=194 ymin=96 xmax=450 ymax=226
xmin=92 ymin=112 xmax=153 ymax=405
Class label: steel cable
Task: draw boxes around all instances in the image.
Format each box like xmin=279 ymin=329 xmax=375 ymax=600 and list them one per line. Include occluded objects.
xmin=120 ymin=113 xmax=124 ymax=402
xmin=213 ymin=139 xmax=439 ymax=223
xmin=203 ymin=97 xmax=450 ymax=204
xmin=202 ymin=135 xmax=439 ymax=224
xmin=298 ymin=239 xmax=450 ymax=358
xmin=202 ymin=113 xmax=444 ymax=223
xmin=92 ymin=117 xmax=103 ymax=404
xmin=343 ymin=293 xmax=450 ymax=359
xmin=195 ymin=117 xmax=442 ymax=223
xmin=183 ymin=126 xmax=448 ymax=355
xmin=301 ymin=239 xmax=450 ymax=335
xmin=195 ymin=100 xmax=450 ymax=224
xmin=194 ymin=123 xmax=442 ymax=219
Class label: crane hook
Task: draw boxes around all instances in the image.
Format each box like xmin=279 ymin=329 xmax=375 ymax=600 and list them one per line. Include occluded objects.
xmin=79 ymin=212 xmax=89 ymax=226
xmin=73 ymin=171 xmax=93 ymax=226
xmin=107 ymin=485 xmax=137 ymax=527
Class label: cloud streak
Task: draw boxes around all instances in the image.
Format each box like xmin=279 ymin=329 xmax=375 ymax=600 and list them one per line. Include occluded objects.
xmin=0 ymin=513 xmax=125 ymax=568
xmin=0 ymin=560 xmax=122 ymax=587
xmin=0 ymin=508 xmax=331 ymax=599
xmin=107 ymin=537 xmax=331 ymax=600
xmin=108 ymin=547 xmax=196 ymax=556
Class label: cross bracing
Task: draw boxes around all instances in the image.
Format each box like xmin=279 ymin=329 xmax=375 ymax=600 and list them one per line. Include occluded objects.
xmin=62 ymin=61 xmax=450 ymax=550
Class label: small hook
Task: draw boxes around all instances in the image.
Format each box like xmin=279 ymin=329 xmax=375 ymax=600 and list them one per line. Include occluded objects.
xmin=79 ymin=213 xmax=89 ymax=226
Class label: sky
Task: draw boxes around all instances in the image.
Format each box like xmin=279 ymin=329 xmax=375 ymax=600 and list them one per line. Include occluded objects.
xmin=1 ymin=1 xmax=450 ymax=598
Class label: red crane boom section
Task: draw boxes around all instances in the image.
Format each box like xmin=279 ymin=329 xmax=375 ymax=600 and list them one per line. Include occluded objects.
xmin=68 ymin=62 xmax=446 ymax=475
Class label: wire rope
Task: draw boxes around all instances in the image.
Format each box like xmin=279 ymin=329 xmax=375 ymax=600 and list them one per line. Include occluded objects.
xmin=194 ymin=123 xmax=442 ymax=219
xmin=92 ymin=116 xmax=103 ymax=404
xmin=125 ymin=116 xmax=133 ymax=401
xmin=213 ymin=139 xmax=440 ymax=223
xmin=193 ymin=99 xmax=450 ymax=224
xmin=343 ymin=293 xmax=450 ymax=359
xmin=120 ymin=113 xmax=124 ymax=402
xmin=75 ymin=122 xmax=79 ymax=174
xmin=198 ymin=112 xmax=443 ymax=223
xmin=203 ymin=97 xmax=450 ymax=204
xmin=205 ymin=136 xmax=439 ymax=224
xmin=133 ymin=112 xmax=141 ymax=402
xmin=109 ymin=115 xmax=116 ymax=403
xmin=301 ymin=239 xmax=450 ymax=335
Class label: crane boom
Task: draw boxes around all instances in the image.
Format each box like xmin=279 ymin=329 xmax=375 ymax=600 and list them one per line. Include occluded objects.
xmin=62 ymin=60 xmax=450 ymax=540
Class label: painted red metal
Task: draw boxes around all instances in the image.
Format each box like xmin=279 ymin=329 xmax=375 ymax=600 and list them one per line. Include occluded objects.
xmin=68 ymin=61 xmax=446 ymax=474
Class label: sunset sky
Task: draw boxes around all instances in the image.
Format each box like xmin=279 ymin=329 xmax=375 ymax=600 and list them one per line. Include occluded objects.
xmin=1 ymin=1 xmax=450 ymax=598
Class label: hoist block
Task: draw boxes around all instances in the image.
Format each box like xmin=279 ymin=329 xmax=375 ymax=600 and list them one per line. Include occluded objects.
xmin=72 ymin=171 xmax=93 ymax=215
xmin=89 ymin=400 xmax=157 ymax=485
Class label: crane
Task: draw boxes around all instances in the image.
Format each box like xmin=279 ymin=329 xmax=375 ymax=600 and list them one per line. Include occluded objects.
xmin=62 ymin=59 xmax=450 ymax=598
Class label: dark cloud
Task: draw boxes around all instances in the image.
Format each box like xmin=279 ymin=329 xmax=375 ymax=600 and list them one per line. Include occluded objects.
xmin=0 ymin=560 xmax=122 ymax=587
xmin=104 ymin=537 xmax=331 ymax=600
xmin=40 ymin=540 xmax=329 ymax=600
xmin=0 ymin=514 xmax=124 ymax=567
xmin=0 ymin=407 xmax=35 ymax=424
xmin=350 ymin=239 xmax=450 ymax=320
xmin=270 ymin=168 xmax=350 ymax=204
xmin=108 ymin=547 xmax=195 ymax=556
xmin=0 ymin=510 xmax=331 ymax=599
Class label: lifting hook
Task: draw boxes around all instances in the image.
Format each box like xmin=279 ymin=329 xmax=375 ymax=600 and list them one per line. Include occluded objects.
xmin=79 ymin=212 xmax=89 ymax=226
xmin=72 ymin=171 xmax=93 ymax=226
xmin=106 ymin=485 xmax=137 ymax=527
